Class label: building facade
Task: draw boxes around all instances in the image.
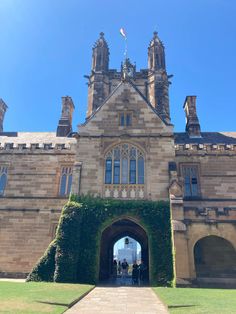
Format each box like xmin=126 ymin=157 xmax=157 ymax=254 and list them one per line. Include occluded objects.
xmin=0 ymin=32 xmax=236 ymax=286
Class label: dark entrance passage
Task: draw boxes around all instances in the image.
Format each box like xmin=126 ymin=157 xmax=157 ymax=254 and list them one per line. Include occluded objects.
xmin=99 ymin=218 xmax=149 ymax=282
xmin=194 ymin=235 xmax=236 ymax=278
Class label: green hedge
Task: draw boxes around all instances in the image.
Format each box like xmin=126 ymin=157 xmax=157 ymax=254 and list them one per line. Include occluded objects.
xmin=28 ymin=195 xmax=175 ymax=286
xmin=26 ymin=240 xmax=56 ymax=282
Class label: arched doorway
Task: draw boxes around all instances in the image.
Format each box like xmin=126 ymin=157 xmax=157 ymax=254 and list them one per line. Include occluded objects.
xmin=99 ymin=218 xmax=149 ymax=282
xmin=194 ymin=235 xmax=236 ymax=278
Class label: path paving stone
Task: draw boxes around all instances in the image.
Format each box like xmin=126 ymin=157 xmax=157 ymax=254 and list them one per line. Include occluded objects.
xmin=66 ymin=286 xmax=168 ymax=314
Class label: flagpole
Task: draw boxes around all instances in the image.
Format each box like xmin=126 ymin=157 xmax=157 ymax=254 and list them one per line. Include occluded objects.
xmin=120 ymin=28 xmax=128 ymax=61
xmin=124 ymin=37 xmax=128 ymax=60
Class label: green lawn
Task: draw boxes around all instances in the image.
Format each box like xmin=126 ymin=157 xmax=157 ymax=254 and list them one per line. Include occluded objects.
xmin=0 ymin=281 xmax=93 ymax=314
xmin=154 ymin=287 xmax=236 ymax=314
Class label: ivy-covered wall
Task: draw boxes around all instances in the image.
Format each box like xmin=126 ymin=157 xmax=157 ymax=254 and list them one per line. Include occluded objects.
xmin=27 ymin=195 xmax=175 ymax=286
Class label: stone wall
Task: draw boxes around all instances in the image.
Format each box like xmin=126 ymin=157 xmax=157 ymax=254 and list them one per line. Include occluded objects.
xmin=173 ymin=144 xmax=236 ymax=283
xmin=0 ymin=133 xmax=76 ymax=276
xmin=0 ymin=207 xmax=61 ymax=277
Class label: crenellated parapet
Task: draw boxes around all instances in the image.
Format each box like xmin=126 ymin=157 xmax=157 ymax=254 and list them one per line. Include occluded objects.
xmin=0 ymin=142 xmax=75 ymax=151
xmin=0 ymin=132 xmax=76 ymax=153
xmin=175 ymin=142 xmax=236 ymax=155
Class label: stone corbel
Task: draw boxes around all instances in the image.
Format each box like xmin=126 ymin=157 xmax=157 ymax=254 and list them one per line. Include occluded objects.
xmin=169 ymin=179 xmax=183 ymax=203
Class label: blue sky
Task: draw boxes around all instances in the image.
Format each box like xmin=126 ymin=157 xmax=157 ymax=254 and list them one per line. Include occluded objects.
xmin=0 ymin=0 xmax=236 ymax=132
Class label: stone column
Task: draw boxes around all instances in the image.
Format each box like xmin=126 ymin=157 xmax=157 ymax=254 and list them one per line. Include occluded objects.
xmin=71 ymin=162 xmax=82 ymax=195
xmin=169 ymin=162 xmax=191 ymax=284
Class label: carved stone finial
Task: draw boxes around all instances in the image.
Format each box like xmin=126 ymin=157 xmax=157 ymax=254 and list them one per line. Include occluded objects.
xmin=121 ymin=58 xmax=136 ymax=81
xmin=100 ymin=32 xmax=104 ymax=38
xmin=153 ymin=31 xmax=158 ymax=37
xmin=184 ymin=96 xmax=201 ymax=138
xmin=0 ymin=99 xmax=8 ymax=132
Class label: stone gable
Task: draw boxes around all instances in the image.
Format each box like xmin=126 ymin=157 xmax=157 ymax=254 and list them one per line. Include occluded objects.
xmin=79 ymin=81 xmax=173 ymax=136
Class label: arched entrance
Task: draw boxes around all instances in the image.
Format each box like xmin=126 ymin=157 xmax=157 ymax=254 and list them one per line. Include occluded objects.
xmin=99 ymin=218 xmax=149 ymax=282
xmin=194 ymin=235 xmax=236 ymax=278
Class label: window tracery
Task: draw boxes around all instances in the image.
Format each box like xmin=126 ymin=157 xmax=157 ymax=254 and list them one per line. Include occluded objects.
xmin=59 ymin=166 xmax=73 ymax=196
xmin=104 ymin=144 xmax=144 ymax=185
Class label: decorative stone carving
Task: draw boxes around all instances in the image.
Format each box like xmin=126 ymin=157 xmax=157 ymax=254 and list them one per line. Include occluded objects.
xmin=172 ymin=220 xmax=187 ymax=232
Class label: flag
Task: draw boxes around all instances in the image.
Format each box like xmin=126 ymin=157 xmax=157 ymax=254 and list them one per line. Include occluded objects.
xmin=120 ymin=28 xmax=127 ymax=39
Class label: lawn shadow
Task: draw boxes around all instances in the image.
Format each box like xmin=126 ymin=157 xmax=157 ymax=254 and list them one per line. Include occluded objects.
xmin=36 ymin=300 xmax=69 ymax=307
xmin=169 ymin=305 xmax=197 ymax=309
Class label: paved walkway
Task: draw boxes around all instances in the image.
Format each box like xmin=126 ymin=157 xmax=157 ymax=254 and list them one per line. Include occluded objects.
xmin=0 ymin=278 xmax=25 ymax=282
xmin=65 ymin=286 xmax=168 ymax=314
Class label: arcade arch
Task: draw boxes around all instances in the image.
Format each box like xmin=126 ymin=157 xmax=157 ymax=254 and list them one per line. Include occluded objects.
xmin=194 ymin=235 xmax=236 ymax=278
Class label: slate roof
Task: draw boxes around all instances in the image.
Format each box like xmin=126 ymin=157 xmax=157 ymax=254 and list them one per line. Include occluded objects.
xmin=174 ymin=132 xmax=236 ymax=144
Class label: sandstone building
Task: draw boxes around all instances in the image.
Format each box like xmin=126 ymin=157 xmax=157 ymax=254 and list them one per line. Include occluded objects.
xmin=0 ymin=32 xmax=236 ymax=286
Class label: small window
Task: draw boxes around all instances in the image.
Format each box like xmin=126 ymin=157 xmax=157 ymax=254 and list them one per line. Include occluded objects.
xmin=126 ymin=113 xmax=132 ymax=126
xmin=0 ymin=166 xmax=8 ymax=196
xmin=59 ymin=166 xmax=73 ymax=196
xmin=119 ymin=112 xmax=132 ymax=127
xmin=182 ymin=165 xmax=200 ymax=197
xmin=120 ymin=113 xmax=125 ymax=126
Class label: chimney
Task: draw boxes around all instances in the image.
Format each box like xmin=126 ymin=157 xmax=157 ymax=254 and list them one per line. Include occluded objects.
xmin=0 ymin=99 xmax=8 ymax=132
xmin=183 ymin=96 xmax=201 ymax=138
xmin=56 ymin=96 xmax=75 ymax=137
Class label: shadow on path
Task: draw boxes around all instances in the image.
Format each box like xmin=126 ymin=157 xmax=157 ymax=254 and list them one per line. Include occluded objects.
xmin=98 ymin=274 xmax=149 ymax=287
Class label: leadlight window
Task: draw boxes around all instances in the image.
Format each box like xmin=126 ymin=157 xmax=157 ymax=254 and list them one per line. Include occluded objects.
xmin=182 ymin=165 xmax=199 ymax=197
xmin=59 ymin=166 xmax=72 ymax=196
xmin=119 ymin=112 xmax=132 ymax=126
xmin=0 ymin=166 xmax=8 ymax=196
xmin=105 ymin=144 xmax=144 ymax=185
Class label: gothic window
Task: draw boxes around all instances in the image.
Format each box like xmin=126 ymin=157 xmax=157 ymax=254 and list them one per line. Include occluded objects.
xmin=0 ymin=166 xmax=8 ymax=196
xmin=59 ymin=166 xmax=72 ymax=196
xmin=119 ymin=112 xmax=132 ymax=127
xmin=105 ymin=144 xmax=144 ymax=185
xmin=182 ymin=165 xmax=200 ymax=197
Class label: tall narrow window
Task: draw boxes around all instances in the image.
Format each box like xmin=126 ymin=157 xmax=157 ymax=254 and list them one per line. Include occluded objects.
xmin=182 ymin=165 xmax=199 ymax=197
xmin=0 ymin=167 xmax=8 ymax=196
xmin=104 ymin=144 xmax=144 ymax=185
xmin=138 ymin=157 xmax=144 ymax=184
xmin=59 ymin=166 xmax=73 ymax=196
xmin=105 ymin=158 xmax=112 ymax=184
xmin=121 ymin=158 xmax=128 ymax=184
xmin=129 ymin=159 xmax=136 ymax=184
xmin=113 ymin=160 xmax=120 ymax=184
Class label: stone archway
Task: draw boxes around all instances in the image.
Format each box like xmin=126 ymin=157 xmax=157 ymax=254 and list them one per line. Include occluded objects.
xmin=28 ymin=197 xmax=174 ymax=286
xmin=99 ymin=218 xmax=149 ymax=281
xmin=194 ymin=235 xmax=236 ymax=278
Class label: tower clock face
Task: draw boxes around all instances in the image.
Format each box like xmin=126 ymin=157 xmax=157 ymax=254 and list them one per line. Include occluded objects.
xmin=127 ymin=67 xmax=134 ymax=77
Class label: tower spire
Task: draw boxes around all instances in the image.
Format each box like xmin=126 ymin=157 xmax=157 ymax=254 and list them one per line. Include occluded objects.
xmin=86 ymin=33 xmax=110 ymax=117
xmin=147 ymin=31 xmax=171 ymax=122
xmin=92 ymin=32 xmax=109 ymax=72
